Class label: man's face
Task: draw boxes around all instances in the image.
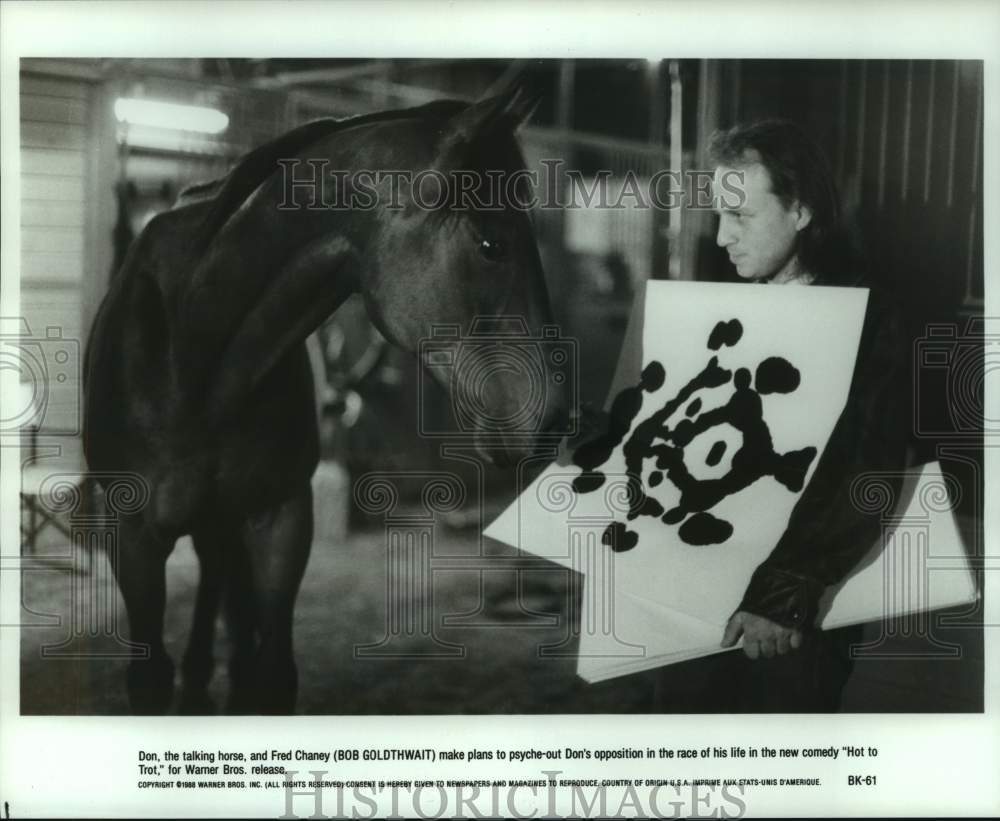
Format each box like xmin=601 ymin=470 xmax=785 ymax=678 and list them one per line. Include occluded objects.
xmin=713 ymin=161 xmax=809 ymax=282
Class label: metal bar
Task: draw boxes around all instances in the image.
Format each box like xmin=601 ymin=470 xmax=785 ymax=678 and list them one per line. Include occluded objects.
xmin=856 ymin=61 xmax=867 ymax=187
xmin=837 ymin=60 xmax=849 ymax=180
xmin=946 ymin=61 xmax=960 ymax=208
xmin=965 ymin=202 xmax=979 ymax=306
xmin=348 ymin=77 xmax=471 ymax=106
xmin=524 ymin=126 xmax=671 ymax=161
xmin=970 ymin=63 xmax=983 ymax=195
xmin=729 ymin=59 xmax=742 ymax=125
xmin=923 ymin=61 xmax=936 ymax=204
xmin=648 ymin=59 xmax=665 ymax=145
xmin=877 ymin=61 xmax=889 ymax=208
xmin=901 ymin=60 xmax=914 ymax=202
xmin=668 ymin=59 xmax=684 ymax=279
xmin=250 ymin=60 xmax=404 ymax=89
xmin=556 ymin=60 xmax=575 ymax=130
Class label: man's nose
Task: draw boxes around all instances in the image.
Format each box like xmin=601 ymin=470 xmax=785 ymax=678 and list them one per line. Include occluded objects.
xmin=715 ymin=216 xmax=735 ymax=248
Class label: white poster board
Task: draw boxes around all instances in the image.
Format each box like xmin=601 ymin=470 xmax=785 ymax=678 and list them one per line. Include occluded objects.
xmin=485 ymin=282 xmax=977 ymax=680
xmin=574 ymin=461 xmax=977 ymax=681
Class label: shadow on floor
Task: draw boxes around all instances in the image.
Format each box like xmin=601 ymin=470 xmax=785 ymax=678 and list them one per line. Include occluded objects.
xmin=19 ymin=522 xmax=983 ymax=715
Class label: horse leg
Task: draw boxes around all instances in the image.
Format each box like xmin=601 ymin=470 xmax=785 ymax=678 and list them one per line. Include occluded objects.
xmin=178 ymin=523 xmax=229 ymax=714
xmin=110 ymin=515 xmax=176 ymax=714
xmin=242 ymin=483 xmax=313 ymax=714
xmin=223 ymin=537 xmax=257 ymax=714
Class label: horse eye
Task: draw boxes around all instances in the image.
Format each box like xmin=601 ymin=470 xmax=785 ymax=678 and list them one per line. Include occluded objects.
xmin=478 ymin=237 xmax=506 ymax=262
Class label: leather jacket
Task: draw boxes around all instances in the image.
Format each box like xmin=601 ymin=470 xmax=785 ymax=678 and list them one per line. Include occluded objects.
xmin=737 ymin=284 xmax=911 ymax=629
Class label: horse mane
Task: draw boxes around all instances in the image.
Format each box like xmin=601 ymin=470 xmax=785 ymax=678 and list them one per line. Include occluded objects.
xmin=176 ymin=178 xmax=223 ymax=205
xmin=193 ymin=99 xmax=469 ymax=252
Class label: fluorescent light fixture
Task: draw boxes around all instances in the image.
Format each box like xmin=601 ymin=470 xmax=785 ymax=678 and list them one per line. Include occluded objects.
xmin=114 ymin=97 xmax=229 ymax=134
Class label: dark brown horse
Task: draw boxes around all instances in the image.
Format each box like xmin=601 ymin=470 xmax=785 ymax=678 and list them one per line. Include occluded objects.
xmin=83 ymin=82 xmax=567 ymax=714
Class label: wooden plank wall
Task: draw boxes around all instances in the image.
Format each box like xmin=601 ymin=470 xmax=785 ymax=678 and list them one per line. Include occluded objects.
xmin=689 ymin=58 xmax=985 ymax=465
xmin=694 ymin=59 xmax=983 ymax=316
xmin=840 ymin=60 xmax=983 ymax=312
xmin=19 ymin=73 xmax=93 ymax=439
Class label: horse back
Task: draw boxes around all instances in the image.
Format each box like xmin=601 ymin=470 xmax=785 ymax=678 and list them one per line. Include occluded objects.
xmin=84 ymin=205 xmax=319 ymax=533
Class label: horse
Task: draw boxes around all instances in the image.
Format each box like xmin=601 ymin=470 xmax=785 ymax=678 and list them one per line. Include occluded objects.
xmin=83 ymin=81 xmax=568 ymax=714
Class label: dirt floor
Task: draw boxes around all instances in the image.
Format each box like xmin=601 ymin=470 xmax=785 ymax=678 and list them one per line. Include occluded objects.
xmin=20 ymin=520 xmax=659 ymax=715
xmin=20 ymin=516 xmax=982 ymax=715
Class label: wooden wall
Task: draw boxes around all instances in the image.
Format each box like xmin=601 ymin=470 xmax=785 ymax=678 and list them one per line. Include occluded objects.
xmin=19 ymin=69 xmax=114 ymax=444
xmin=685 ymin=58 xmax=985 ymax=474
xmin=690 ymin=59 xmax=983 ymax=319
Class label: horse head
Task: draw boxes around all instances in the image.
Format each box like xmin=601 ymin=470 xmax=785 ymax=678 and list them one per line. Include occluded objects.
xmin=194 ymin=81 xmax=570 ymax=468
xmin=358 ymin=83 xmax=572 ymax=467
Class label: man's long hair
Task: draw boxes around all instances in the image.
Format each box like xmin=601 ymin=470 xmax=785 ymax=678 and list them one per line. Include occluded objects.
xmin=709 ymin=119 xmax=857 ymax=284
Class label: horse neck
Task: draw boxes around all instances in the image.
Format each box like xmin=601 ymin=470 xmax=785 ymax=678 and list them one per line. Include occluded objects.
xmin=179 ymin=168 xmax=377 ymax=373
xmin=187 ymin=115 xmax=438 ymax=315
xmin=176 ymin=119 xmax=442 ymax=403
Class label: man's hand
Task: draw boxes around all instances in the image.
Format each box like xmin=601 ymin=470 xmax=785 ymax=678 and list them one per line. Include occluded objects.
xmin=721 ymin=611 xmax=803 ymax=659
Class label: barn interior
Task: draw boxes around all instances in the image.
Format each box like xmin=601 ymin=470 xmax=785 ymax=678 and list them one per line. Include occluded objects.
xmin=16 ymin=57 xmax=984 ymax=714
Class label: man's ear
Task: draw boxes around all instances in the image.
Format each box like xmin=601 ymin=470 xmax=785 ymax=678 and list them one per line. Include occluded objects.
xmin=793 ymin=202 xmax=813 ymax=232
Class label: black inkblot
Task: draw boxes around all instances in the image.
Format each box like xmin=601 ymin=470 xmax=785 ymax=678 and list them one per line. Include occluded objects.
xmin=662 ymin=506 xmax=685 ymax=525
xmin=573 ymin=360 xmax=665 ymax=473
xmin=707 ymin=318 xmax=743 ymax=350
xmin=773 ymin=446 xmax=817 ymax=492
xmin=602 ymin=521 xmax=639 ymax=552
xmin=640 ymin=361 xmax=666 ymax=392
xmin=628 ymin=492 xmax=664 ymax=521
xmin=573 ymin=435 xmax=618 ymax=472
xmin=755 ymin=356 xmax=801 ymax=394
xmin=706 ymin=440 xmax=727 ymax=467
xmin=678 ymin=512 xmax=734 ymax=545
xmin=572 ymin=471 xmax=606 ymax=493
xmin=610 ymin=387 xmax=644 ymax=425
xmin=672 ymin=418 xmax=695 ymax=444
xmin=572 ymin=321 xmax=816 ymax=550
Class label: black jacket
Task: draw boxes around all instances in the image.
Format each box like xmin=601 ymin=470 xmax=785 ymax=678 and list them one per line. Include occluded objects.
xmin=737 ymin=284 xmax=911 ymax=628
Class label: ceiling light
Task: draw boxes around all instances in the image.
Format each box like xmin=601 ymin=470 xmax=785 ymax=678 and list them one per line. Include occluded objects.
xmin=114 ymin=97 xmax=229 ymax=134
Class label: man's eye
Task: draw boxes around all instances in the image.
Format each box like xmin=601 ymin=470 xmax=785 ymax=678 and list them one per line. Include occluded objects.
xmin=478 ymin=237 xmax=506 ymax=262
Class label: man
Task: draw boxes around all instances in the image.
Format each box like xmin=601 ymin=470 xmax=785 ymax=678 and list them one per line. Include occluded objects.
xmin=653 ymin=120 xmax=909 ymax=711
xmin=710 ymin=119 xmax=845 ymax=286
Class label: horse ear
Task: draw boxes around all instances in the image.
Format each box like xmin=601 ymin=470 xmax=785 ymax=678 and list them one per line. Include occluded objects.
xmin=480 ymin=74 xmax=542 ymax=130
xmin=443 ymin=76 xmax=541 ymax=148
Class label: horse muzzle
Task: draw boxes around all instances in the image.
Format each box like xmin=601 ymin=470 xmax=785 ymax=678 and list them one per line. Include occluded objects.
xmin=473 ymin=403 xmax=572 ymax=469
